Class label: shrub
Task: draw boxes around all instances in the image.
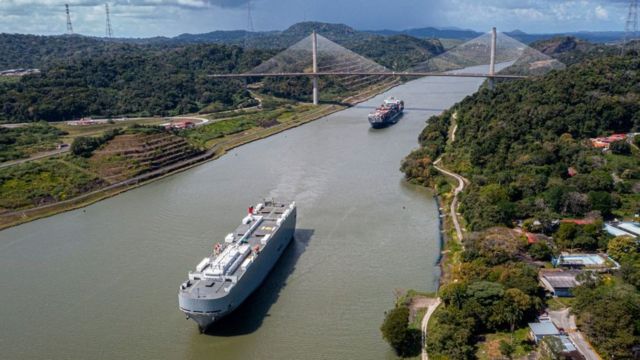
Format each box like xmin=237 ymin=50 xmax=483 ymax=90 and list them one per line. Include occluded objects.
xmin=71 ymin=128 xmax=122 ymax=157
xmin=610 ymin=140 xmax=631 ymax=155
xmin=528 ymin=242 xmax=553 ymax=261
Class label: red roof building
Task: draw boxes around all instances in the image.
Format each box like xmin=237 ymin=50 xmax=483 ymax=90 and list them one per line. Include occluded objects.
xmin=590 ymin=134 xmax=627 ymax=149
xmin=170 ymin=120 xmax=195 ymax=129
xmin=560 ymin=218 xmax=596 ymax=225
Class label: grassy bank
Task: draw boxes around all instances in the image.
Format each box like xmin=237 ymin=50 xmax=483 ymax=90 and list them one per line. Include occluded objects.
xmin=0 ymin=102 xmax=344 ymax=230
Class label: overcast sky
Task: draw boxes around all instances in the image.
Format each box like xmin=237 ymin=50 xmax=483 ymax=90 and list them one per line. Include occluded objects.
xmin=0 ymin=0 xmax=633 ymax=38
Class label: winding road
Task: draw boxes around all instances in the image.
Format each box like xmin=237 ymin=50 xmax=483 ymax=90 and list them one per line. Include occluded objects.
xmin=433 ymin=157 xmax=468 ymax=244
xmin=421 ymin=298 xmax=442 ymax=360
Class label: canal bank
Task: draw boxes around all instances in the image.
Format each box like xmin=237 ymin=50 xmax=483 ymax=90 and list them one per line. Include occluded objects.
xmin=0 ymin=81 xmax=401 ymax=231
xmin=0 ymin=74 xmax=486 ymax=360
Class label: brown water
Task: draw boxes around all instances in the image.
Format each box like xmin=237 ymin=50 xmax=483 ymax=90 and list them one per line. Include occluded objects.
xmin=0 ymin=74 xmax=485 ymax=359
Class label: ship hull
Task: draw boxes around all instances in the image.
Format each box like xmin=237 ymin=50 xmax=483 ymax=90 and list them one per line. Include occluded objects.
xmin=369 ymin=110 xmax=403 ymax=129
xmin=179 ymin=208 xmax=296 ymax=332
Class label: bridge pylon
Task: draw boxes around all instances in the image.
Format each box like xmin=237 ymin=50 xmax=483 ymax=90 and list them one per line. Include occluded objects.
xmin=488 ymin=27 xmax=497 ymax=89
xmin=312 ymin=31 xmax=319 ymax=105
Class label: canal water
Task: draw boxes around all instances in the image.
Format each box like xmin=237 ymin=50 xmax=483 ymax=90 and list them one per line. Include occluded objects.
xmin=0 ymin=74 xmax=486 ymax=359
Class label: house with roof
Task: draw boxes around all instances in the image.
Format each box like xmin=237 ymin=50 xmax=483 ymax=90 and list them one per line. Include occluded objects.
xmin=529 ymin=321 xmax=561 ymax=343
xmin=539 ymin=269 xmax=581 ymax=297
xmin=590 ymin=133 xmax=627 ymax=149
xmin=605 ymin=221 xmax=640 ymax=238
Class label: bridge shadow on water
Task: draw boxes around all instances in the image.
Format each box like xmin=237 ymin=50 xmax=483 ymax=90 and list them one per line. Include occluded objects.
xmin=204 ymin=228 xmax=315 ymax=337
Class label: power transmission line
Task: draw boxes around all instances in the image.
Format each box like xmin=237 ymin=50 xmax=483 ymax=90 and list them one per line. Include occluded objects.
xmin=247 ymin=0 xmax=254 ymax=32
xmin=105 ymin=3 xmax=113 ymax=38
xmin=622 ymin=0 xmax=639 ymax=55
xmin=65 ymin=4 xmax=74 ymax=35
xmin=244 ymin=0 xmax=254 ymax=48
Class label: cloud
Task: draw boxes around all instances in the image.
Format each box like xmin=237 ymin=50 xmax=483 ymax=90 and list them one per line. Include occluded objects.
xmin=595 ymin=5 xmax=609 ymax=20
xmin=0 ymin=0 xmax=633 ymax=38
xmin=1 ymin=0 xmax=251 ymax=9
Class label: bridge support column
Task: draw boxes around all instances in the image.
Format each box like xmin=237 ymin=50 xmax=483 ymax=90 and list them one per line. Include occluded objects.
xmin=312 ymin=31 xmax=319 ymax=105
xmin=488 ymin=27 xmax=497 ymax=90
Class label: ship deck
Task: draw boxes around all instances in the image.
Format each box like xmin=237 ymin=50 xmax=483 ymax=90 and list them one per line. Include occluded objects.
xmin=180 ymin=201 xmax=293 ymax=300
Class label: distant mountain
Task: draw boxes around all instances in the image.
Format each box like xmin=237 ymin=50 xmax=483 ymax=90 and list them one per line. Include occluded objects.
xmin=530 ymin=36 xmax=620 ymax=65
xmin=366 ymin=27 xmax=626 ymax=45
xmin=167 ymin=22 xmax=444 ymax=70
xmin=0 ymin=21 xmax=627 ymax=71
xmin=169 ymin=22 xmax=376 ymax=48
xmin=0 ymin=21 xmax=445 ymax=73
xmin=366 ymin=27 xmax=483 ymax=41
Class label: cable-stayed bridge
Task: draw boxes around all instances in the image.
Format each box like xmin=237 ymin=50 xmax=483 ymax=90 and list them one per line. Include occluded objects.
xmin=209 ymin=28 xmax=565 ymax=105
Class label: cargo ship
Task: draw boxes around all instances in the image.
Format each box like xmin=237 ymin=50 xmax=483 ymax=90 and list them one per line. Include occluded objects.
xmin=368 ymin=97 xmax=404 ymax=128
xmin=178 ymin=200 xmax=297 ymax=332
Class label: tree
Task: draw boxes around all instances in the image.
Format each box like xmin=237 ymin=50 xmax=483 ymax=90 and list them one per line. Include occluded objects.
xmin=464 ymin=228 xmax=526 ymax=265
xmin=609 ymin=140 xmax=631 ymax=155
xmin=572 ymin=283 xmax=640 ymax=358
xmin=555 ymin=222 xmax=578 ymax=250
xmin=621 ymin=257 xmax=640 ymax=289
xmin=380 ymin=305 xmax=421 ymax=357
xmin=427 ymin=307 xmax=476 ymax=360
xmin=503 ymin=288 xmax=531 ymax=331
xmin=588 ymin=191 xmax=614 ymax=218
xmin=440 ymin=282 xmax=468 ymax=309
xmin=607 ymin=236 xmax=639 ymax=261
xmin=70 ymin=136 xmax=100 ymax=158
xmin=528 ymin=242 xmax=553 ymax=261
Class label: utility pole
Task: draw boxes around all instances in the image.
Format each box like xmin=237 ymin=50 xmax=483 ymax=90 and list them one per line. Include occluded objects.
xmin=312 ymin=31 xmax=319 ymax=105
xmin=622 ymin=0 xmax=639 ymax=55
xmin=65 ymin=4 xmax=74 ymax=35
xmin=489 ymin=27 xmax=497 ymax=89
xmin=105 ymin=3 xmax=113 ymax=38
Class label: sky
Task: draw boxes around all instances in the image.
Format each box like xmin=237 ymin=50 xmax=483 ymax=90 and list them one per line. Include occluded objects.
xmin=0 ymin=0 xmax=634 ymax=38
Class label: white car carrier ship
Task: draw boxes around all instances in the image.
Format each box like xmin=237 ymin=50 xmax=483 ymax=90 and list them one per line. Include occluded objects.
xmin=178 ymin=200 xmax=297 ymax=332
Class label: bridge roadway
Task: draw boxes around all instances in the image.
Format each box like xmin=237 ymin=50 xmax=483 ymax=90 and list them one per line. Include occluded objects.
xmin=208 ymin=71 xmax=528 ymax=79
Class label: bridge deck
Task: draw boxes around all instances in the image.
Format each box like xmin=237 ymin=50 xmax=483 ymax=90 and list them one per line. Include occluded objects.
xmin=209 ymin=72 xmax=528 ymax=79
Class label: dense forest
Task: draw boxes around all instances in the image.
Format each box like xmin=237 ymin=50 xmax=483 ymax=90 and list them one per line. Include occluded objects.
xmin=531 ymin=36 xmax=623 ymax=66
xmin=0 ymin=23 xmax=444 ymax=122
xmin=402 ymin=55 xmax=640 ymax=358
xmin=0 ymin=44 xmax=269 ymax=122
xmin=403 ymin=56 xmax=640 ymax=228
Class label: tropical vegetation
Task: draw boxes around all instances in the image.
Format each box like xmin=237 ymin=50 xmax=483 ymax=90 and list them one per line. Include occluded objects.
xmin=402 ymin=54 xmax=640 ymax=358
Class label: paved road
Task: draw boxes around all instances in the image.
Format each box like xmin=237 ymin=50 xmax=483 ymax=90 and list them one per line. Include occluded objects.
xmin=0 ymin=147 xmax=69 ymax=169
xmin=433 ymin=157 xmax=468 ymax=244
xmin=432 ymin=117 xmax=469 ymax=244
xmin=421 ymin=298 xmax=442 ymax=360
xmin=548 ymin=309 xmax=601 ymax=360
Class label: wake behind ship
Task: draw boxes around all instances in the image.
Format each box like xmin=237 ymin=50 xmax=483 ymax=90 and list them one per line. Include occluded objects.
xmin=178 ymin=200 xmax=297 ymax=332
xmin=368 ymin=97 xmax=404 ymax=128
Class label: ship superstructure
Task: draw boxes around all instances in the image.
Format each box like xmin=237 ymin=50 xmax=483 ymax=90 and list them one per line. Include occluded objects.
xmin=178 ymin=200 xmax=296 ymax=332
xmin=368 ymin=97 xmax=404 ymax=128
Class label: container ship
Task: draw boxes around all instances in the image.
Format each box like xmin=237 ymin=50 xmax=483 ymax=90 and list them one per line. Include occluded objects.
xmin=368 ymin=97 xmax=404 ymax=128
xmin=178 ymin=200 xmax=297 ymax=332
